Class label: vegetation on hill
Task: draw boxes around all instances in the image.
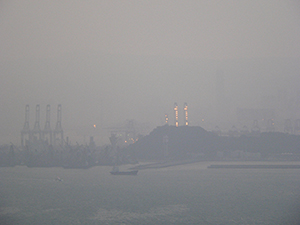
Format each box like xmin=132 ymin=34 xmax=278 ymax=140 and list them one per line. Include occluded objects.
xmin=125 ymin=125 xmax=300 ymax=161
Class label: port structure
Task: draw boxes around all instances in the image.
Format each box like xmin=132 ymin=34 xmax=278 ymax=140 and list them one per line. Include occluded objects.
xmin=53 ymin=104 xmax=64 ymax=145
xmin=283 ymin=119 xmax=293 ymax=134
xmin=21 ymin=104 xmax=64 ymax=147
xmin=105 ymin=120 xmax=137 ymax=145
xmin=266 ymin=119 xmax=275 ymax=132
xmin=32 ymin=104 xmax=42 ymax=140
xmin=43 ymin=105 xmax=52 ymax=144
xmin=294 ymin=119 xmax=300 ymax=135
xmin=183 ymin=102 xmax=188 ymax=126
xmin=251 ymin=120 xmax=260 ymax=134
xmin=109 ymin=133 xmax=118 ymax=163
xmin=174 ymin=103 xmax=179 ymax=127
xmin=240 ymin=125 xmax=249 ymax=135
xmin=213 ymin=126 xmax=222 ymax=136
xmin=165 ymin=114 xmax=169 ymax=125
xmin=21 ymin=105 xmax=31 ymax=147
xmin=228 ymin=125 xmax=239 ymax=137
xmin=125 ymin=120 xmax=136 ymax=143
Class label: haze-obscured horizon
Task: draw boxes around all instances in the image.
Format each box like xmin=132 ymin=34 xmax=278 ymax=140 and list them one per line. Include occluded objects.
xmin=1 ymin=1 xmax=300 ymax=145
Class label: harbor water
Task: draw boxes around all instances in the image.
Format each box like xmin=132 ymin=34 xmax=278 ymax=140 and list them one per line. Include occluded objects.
xmin=1 ymin=162 xmax=300 ymax=224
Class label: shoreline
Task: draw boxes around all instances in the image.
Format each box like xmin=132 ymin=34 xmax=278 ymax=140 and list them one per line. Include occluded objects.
xmin=129 ymin=160 xmax=300 ymax=170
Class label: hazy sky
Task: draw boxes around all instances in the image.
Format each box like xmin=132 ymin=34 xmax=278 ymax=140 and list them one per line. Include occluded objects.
xmin=1 ymin=0 xmax=300 ymax=145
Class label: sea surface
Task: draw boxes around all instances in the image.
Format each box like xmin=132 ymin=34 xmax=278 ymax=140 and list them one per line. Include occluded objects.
xmin=1 ymin=162 xmax=300 ymax=225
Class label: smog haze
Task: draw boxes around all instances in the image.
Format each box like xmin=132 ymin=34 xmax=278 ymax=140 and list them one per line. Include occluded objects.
xmin=1 ymin=0 xmax=300 ymax=145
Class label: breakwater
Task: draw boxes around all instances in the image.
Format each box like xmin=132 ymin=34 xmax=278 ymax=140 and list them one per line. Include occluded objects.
xmin=208 ymin=164 xmax=300 ymax=169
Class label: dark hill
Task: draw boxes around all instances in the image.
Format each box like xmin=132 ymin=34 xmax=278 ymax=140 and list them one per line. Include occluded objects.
xmin=126 ymin=125 xmax=219 ymax=160
xmin=125 ymin=125 xmax=300 ymax=161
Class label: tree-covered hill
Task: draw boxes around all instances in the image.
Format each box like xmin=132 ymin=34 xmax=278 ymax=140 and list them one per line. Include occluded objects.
xmin=125 ymin=125 xmax=300 ymax=161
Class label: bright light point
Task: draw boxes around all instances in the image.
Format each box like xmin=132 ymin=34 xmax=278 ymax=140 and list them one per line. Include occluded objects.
xmin=93 ymin=124 xmax=96 ymax=128
xmin=202 ymin=119 xmax=204 ymax=122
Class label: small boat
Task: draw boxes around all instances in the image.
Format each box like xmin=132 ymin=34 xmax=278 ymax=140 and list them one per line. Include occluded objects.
xmin=110 ymin=166 xmax=138 ymax=175
xmin=54 ymin=176 xmax=63 ymax=182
